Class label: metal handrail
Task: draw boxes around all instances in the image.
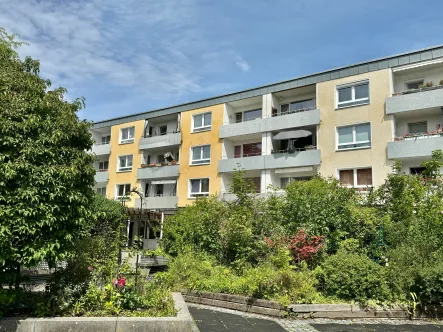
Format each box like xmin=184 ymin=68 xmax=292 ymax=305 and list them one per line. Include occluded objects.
xmin=393 ymin=132 xmax=443 ymax=141
xmin=142 ymin=130 xmax=180 ymax=138
xmin=271 ymin=147 xmax=317 ymax=153
xmin=390 ymin=84 xmax=443 ymax=97
xmin=264 ymin=106 xmax=317 ymax=118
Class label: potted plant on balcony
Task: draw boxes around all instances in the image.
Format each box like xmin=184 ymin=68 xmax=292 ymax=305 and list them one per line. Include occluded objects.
xmin=304 ymin=145 xmax=315 ymax=150
xmin=425 ymin=81 xmax=434 ymax=88
xmin=171 ymin=160 xmax=177 ymax=165
xmin=440 ymin=79 xmax=443 ymax=86
xmin=148 ymin=163 xmax=155 ymax=167
xmin=161 ymin=162 xmax=168 ymax=166
xmin=141 ymin=164 xmax=147 ymax=168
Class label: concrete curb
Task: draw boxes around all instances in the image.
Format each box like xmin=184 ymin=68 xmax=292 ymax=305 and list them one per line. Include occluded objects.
xmin=0 ymin=293 xmax=194 ymax=332
xmin=182 ymin=291 xmax=443 ymax=320
xmin=182 ymin=291 xmax=285 ymax=317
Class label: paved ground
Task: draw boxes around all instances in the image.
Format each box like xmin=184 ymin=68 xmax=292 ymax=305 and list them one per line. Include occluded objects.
xmin=188 ymin=304 xmax=443 ymax=332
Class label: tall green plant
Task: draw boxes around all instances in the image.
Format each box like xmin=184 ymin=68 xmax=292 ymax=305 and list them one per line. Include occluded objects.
xmin=0 ymin=28 xmax=96 ymax=286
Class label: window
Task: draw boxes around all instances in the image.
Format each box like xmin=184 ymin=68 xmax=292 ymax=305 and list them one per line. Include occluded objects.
xmin=235 ymin=109 xmax=262 ymax=123
xmin=234 ymin=142 xmax=262 ymax=158
xmin=191 ymin=145 xmax=211 ymax=165
xmin=408 ymin=122 xmax=427 ymax=134
xmin=159 ymin=125 xmax=167 ymax=136
xmin=101 ymin=135 xmax=111 ymax=145
xmin=120 ymin=127 xmax=135 ymax=144
xmin=410 ymin=167 xmax=426 ymax=175
xmin=337 ymin=81 xmax=369 ymax=108
xmin=193 ymin=112 xmax=212 ymax=132
xmin=280 ymin=177 xmax=313 ymax=187
xmin=116 ymin=184 xmax=131 ymax=198
xmin=118 ymin=155 xmax=133 ymax=171
xmin=339 ymin=168 xmax=372 ymax=188
xmin=155 ymin=184 xmax=164 ymax=196
xmin=337 ymin=123 xmax=371 ymax=150
xmin=99 ymin=161 xmax=109 ymax=171
xmin=189 ymin=178 xmax=209 ymax=197
xmin=97 ymin=187 xmax=106 ymax=195
xmin=406 ymin=80 xmax=423 ymax=90
xmin=281 ymin=99 xmax=315 ymax=114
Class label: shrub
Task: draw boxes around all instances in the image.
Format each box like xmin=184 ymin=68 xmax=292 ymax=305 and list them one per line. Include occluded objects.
xmin=315 ymin=250 xmax=392 ymax=303
xmin=283 ymin=177 xmax=357 ymax=254
xmin=159 ymin=250 xmax=322 ymax=305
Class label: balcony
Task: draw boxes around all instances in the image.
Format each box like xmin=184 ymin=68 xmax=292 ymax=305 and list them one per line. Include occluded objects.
xmin=94 ymin=170 xmax=109 ymax=183
xmin=386 ymin=85 xmax=443 ymax=115
xmin=137 ymin=164 xmax=180 ymax=179
xmin=218 ymin=149 xmax=321 ymax=173
xmin=220 ymin=191 xmax=285 ymax=202
xmin=219 ymin=108 xmax=320 ymax=139
xmin=387 ymin=133 xmax=443 ymax=159
xmin=91 ymin=143 xmax=110 ymax=156
xmin=138 ymin=132 xmax=181 ymax=150
xmin=135 ymin=196 xmax=178 ymax=210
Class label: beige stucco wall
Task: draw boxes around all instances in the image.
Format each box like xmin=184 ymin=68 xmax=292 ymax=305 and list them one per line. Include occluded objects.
xmin=316 ymin=69 xmax=394 ymax=187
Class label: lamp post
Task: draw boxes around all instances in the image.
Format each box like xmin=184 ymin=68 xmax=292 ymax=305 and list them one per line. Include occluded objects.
xmin=117 ymin=194 xmax=128 ymax=277
xmin=129 ymin=188 xmax=143 ymax=286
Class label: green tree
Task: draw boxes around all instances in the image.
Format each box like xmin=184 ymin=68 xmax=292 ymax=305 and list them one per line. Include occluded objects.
xmin=0 ymin=28 xmax=96 ymax=286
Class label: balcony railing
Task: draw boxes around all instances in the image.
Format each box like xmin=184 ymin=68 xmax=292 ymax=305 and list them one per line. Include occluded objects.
xmin=140 ymin=161 xmax=179 ymax=168
xmin=271 ymin=146 xmax=317 ymax=154
xmin=386 ymin=83 xmax=443 ymax=115
xmin=91 ymin=143 xmax=111 ymax=155
xmin=142 ymin=130 xmax=180 ymax=138
xmin=267 ymin=106 xmax=317 ymax=118
xmin=390 ymin=83 xmax=443 ymax=97
xmin=394 ymin=132 xmax=443 ymax=141
xmin=145 ymin=193 xmax=177 ymax=198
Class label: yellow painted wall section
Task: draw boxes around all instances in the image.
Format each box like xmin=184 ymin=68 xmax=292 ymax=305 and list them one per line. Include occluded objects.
xmin=177 ymin=104 xmax=224 ymax=207
xmin=317 ymin=69 xmax=394 ymax=187
xmin=107 ymin=120 xmax=145 ymax=207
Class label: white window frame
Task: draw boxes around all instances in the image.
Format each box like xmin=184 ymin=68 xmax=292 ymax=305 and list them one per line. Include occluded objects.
xmin=98 ymin=160 xmax=109 ymax=171
xmin=190 ymin=145 xmax=211 ymax=165
xmin=115 ymin=183 xmax=131 ymax=200
xmin=117 ymin=155 xmax=133 ymax=172
xmin=119 ymin=126 xmax=135 ymax=144
xmin=101 ymin=135 xmax=111 ymax=145
xmin=97 ymin=187 xmax=106 ymax=195
xmin=336 ymin=122 xmax=371 ymax=151
xmin=192 ymin=112 xmax=212 ymax=133
xmin=337 ymin=167 xmax=373 ymax=189
xmin=188 ymin=178 xmax=210 ymax=198
xmin=336 ymin=80 xmax=370 ymax=109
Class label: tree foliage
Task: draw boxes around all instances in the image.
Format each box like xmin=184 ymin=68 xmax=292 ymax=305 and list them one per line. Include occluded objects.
xmin=0 ymin=28 xmax=96 ymax=280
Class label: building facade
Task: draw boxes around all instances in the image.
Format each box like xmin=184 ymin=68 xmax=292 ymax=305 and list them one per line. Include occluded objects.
xmin=90 ymin=45 xmax=443 ymax=245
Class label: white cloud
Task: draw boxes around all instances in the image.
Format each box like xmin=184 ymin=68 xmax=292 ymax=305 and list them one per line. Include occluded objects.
xmin=0 ymin=0 xmax=247 ymax=99
xmin=236 ymin=58 xmax=251 ymax=72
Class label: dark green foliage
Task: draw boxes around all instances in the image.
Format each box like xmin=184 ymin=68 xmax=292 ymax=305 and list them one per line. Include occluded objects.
xmin=282 ymin=177 xmax=358 ymax=254
xmin=0 ymin=28 xmax=96 ymax=278
xmin=315 ymin=250 xmax=393 ymax=302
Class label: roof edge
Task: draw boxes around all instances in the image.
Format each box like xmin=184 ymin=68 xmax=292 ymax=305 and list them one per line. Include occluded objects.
xmin=91 ymin=44 xmax=443 ymax=129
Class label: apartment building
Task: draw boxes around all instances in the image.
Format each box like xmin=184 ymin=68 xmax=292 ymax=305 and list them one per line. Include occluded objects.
xmin=90 ymin=45 xmax=443 ymax=247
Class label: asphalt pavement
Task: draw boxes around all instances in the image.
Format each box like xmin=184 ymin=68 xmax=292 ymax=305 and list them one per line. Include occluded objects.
xmin=189 ymin=306 xmax=443 ymax=332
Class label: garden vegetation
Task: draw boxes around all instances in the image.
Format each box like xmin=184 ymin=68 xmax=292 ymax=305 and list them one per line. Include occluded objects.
xmin=160 ymin=150 xmax=443 ymax=307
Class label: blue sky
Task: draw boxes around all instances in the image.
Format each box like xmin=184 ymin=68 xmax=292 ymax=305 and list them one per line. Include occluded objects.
xmin=0 ymin=0 xmax=441 ymax=122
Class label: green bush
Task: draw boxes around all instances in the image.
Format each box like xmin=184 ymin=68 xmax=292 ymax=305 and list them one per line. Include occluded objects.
xmin=315 ymin=250 xmax=392 ymax=303
xmin=159 ymin=250 xmax=322 ymax=305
